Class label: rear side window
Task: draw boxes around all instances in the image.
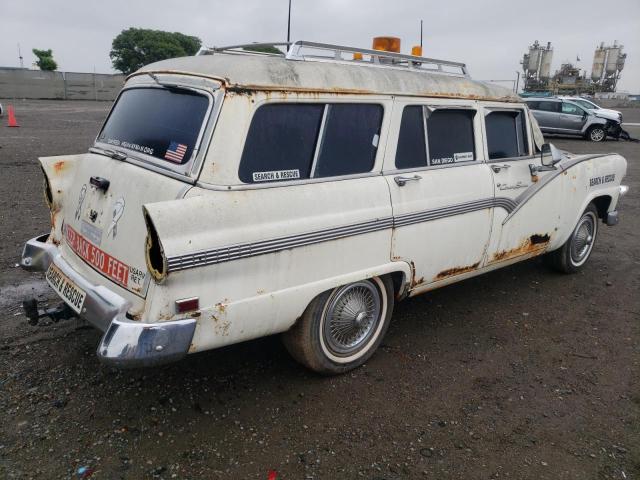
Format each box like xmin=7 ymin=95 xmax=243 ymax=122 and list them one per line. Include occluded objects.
xmin=526 ymin=101 xmax=540 ymax=110
xmin=486 ymin=111 xmax=529 ymax=159
xmin=239 ymin=103 xmax=383 ymax=183
xmin=314 ymin=104 xmax=382 ymax=178
xmin=395 ymin=106 xmax=476 ymax=168
xmin=97 ymin=87 xmax=209 ymax=165
xmin=239 ymin=104 xmax=324 ymax=183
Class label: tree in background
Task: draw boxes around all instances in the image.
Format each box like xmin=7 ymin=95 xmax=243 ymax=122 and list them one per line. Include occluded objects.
xmin=110 ymin=28 xmax=201 ymax=75
xmin=32 ymin=49 xmax=57 ymax=71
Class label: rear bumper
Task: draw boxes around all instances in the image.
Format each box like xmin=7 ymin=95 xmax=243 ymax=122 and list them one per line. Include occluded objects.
xmin=20 ymin=234 xmax=195 ymax=368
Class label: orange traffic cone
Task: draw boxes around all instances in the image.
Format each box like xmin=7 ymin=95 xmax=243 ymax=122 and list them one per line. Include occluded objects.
xmin=7 ymin=105 xmax=19 ymax=127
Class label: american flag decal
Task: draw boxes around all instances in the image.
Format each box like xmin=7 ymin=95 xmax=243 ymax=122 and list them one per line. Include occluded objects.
xmin=164 ymin=141 xmax=188 ymax=163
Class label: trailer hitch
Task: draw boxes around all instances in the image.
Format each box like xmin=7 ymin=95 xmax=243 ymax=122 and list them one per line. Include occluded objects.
xmin=22 ymin=298 xmax=77 ymax=326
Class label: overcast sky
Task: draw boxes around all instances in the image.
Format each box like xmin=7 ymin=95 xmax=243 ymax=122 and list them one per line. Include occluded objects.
xmin=1 ymin=0 xmax=639 ymax=92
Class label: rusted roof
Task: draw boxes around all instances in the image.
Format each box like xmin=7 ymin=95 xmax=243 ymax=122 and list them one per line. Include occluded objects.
xmin=136 ymin=54 xmax=520 ymax=102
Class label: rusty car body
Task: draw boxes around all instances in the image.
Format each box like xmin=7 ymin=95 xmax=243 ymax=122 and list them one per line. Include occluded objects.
xmin=21 ymin=41 xmax=628 ymax=373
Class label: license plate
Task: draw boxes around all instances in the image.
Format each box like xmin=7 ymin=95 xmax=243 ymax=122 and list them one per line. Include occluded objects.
xmin=45 ymin=263 xmax=86 ymax=314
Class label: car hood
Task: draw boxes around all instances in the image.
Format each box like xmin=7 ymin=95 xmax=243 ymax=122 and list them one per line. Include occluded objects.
xmin=592 ymin=110 xmax=621 ymax=122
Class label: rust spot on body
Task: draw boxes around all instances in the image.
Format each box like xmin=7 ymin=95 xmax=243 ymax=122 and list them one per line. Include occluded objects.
xmin=435 ymin=262 xmax=480 ymax=280
xmin=491 ymin=233 xmax=551 ymax=263
xmin=53 ymin=161 xmax=65 ymax=174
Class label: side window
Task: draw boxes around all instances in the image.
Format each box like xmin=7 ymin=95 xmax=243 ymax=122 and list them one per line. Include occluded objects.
xmin=239 ymin=103 xmax=383 ymax=183
xmin=486 ymin=110 xmax=529 ymax=160
xmin=395 ymin=106 xmax=427 ymax=169
xmin=239 ymin=104 xmax=323 ymax=183
xmin=538 ymin=101 xmax=560 ymax=112
xmin=395 ymin=106 xmax=475 ymax=169
xmin=314 ymin=104 xmax=382 ymax=178
xmin=526 ymin=101 xmax=540 ymax=110
xmin=561 ymin=103 xmax=584 ymax=116
xmin=427 ymin=109 xmax=475 ymax=165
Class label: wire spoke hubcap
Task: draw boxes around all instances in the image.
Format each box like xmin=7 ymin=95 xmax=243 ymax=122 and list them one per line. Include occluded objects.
xmin=323 ymin=281 xmax=381 ymax=357
xmin=570 ymin=212 xmax=596 ymax=264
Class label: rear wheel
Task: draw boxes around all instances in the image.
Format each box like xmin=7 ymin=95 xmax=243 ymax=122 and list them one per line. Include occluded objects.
xmin=587 ymin=125 xmax=606 ymax=142
xmin=283 ymin=276 xmax=394 ymax=375
xmin=546 ymin=203 xmax=599 ymax=273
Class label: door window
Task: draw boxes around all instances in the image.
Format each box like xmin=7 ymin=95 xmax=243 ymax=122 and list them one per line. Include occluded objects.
xmin=561 ymin=103 xmax=585 ymax=116
xmin=538 ymin=101 xmax=560 ymax=112
xmin=485 ymin=110 xmax=529 ymax=160
xmin=395 ymin=106 xmax=427 ymax=169
xmin=395 ymin=106 xmax=476 ymax=168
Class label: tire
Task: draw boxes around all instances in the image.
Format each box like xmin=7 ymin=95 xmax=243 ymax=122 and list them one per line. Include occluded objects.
xmin=586 ymin=125 xmax=606 ymax=142
xmin=282 ymin=276 xmax=394 ymax=375
xmin=546 ymin=203 xmax=599 ymax=274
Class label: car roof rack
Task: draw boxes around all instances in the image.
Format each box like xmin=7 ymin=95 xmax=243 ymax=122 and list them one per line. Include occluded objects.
xmin=197 ymin=40 xmax=469 ymax=77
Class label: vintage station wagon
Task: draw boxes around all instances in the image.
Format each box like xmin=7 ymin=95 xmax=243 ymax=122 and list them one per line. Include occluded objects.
xmin=21 ymin=40 xmax=628 ymax=374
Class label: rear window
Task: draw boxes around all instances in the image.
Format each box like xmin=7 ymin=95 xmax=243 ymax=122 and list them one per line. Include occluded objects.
xmin=97 ymin=87 xmax=209 ymax=165
xmin=239 ymin=103 xmax=382 ymax=183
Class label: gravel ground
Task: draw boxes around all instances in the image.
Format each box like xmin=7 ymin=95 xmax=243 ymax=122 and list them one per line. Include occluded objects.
xmin=0 ymin=100 xmax=639 ymax=479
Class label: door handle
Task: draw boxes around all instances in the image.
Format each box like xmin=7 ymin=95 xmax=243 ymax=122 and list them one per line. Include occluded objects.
xmin=491 ymin=164 xmax=511 ymax=173
xmin=394 ymin=175 xmax=422 ymax=186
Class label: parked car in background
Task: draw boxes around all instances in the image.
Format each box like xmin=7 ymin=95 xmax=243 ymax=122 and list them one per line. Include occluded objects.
xmin=0 ymin=102 xmax=3 ymax=116
xmin=525 ymin=97 xmax=622 ymax=142
xmin=557 ymin=96 xmax=623 ymax=123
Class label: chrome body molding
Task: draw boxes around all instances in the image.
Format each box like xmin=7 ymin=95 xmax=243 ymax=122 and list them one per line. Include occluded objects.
xmin=167 ymin=197 xmax=517 ymax=272
xmin=502 ymin=153 xmax=614 ymax=225
xmin=21 ymin=234 xmax=196 ymax=367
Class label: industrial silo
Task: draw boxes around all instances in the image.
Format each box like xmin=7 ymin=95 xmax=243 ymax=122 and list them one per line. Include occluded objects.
xmin=605 ymin=43 xmax=621 ymax=75
xmin=539 ymin=43 xmax=553 ymax=80
xmin=591 ymin=43 xmax=606 ymax=82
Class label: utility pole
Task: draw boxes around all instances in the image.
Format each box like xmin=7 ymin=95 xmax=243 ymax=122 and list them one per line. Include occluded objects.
xmin=287 ymin=0 xmax=292 ymax=44
xmin=17 ymin=43 xmax=24 ymax=68
xmin=420 ymin=20 xmax=423 ymax=48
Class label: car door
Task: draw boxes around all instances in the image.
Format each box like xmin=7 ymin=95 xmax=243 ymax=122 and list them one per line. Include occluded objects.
xmin=558 ymin=102 xmax=588 ymax=133
xmin=532 ymin=100 xmax=561 ymax=132
xmin=384 ymin=99 xmax=494 ymax=290
xmin=482 ymin=103 xmax=562 ymax=265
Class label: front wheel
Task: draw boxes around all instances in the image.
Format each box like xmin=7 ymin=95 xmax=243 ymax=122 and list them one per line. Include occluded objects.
xmin=546 ymin=203 xmax=599 ymax=273
xmin=587 ymin=125 xmax=606 ymax=142
xmin=282 ymin=276 xmax=394 ymax=375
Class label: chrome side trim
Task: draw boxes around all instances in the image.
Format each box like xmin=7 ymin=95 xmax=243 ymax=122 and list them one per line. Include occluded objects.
xmin=166 ymin=197 xmax=516 ymax=272
xmin=168 ymin=217 xmax=394 ymax=271
xmin=502 ymin=153 xmax=615 ymax=225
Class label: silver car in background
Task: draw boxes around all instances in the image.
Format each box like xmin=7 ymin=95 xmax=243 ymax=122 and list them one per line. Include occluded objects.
xmin=525 ymin=97 xmax=622 ymax=142
xmin=557 ymin=96 xmax=623 ymax=123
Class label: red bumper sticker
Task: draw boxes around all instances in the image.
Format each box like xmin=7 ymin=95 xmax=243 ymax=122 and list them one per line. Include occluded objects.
xmin=64 ymin=224 xmax=144 ymax=292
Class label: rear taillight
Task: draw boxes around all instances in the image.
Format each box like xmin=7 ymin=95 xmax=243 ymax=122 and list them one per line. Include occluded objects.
xmin=144 ymin=210 xmax=167 ymax=282
xmin=42 ymin=167 xmax=53 ymax=210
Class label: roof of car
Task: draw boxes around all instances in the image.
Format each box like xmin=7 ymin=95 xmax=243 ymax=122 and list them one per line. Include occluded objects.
xmin=135 ymin=53 xmax=520 ymax=102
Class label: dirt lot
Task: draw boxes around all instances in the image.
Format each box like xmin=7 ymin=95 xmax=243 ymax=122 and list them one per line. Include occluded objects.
xmin=0 ymin=100 xmax=638 ymax=479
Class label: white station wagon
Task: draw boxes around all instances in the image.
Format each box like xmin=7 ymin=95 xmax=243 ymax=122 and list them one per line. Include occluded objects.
xmin=21 ymin=41 xmax=628 ymax=374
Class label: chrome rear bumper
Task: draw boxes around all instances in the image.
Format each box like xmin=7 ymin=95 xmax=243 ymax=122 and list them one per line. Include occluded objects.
xmin=21 ymin=234 xmax=195 ymax=368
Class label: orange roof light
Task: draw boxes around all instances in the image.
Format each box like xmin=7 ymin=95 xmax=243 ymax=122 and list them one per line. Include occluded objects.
xmin=353 ymin=52 xmax=363 ymax=60
xmin=372 ymin=36 xmax=401 ymax=53
xmin=411 ymin=45 xmax=423 ymax=57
